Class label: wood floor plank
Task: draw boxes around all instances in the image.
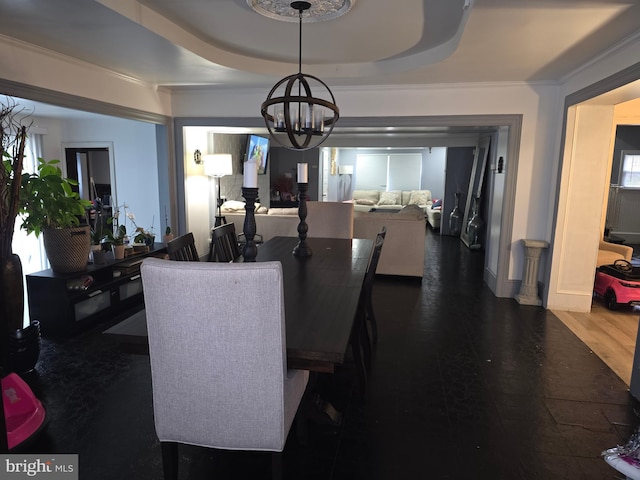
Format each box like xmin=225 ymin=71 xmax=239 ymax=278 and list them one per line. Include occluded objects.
xmin=552 ymin=305 xmax=639 ymax=386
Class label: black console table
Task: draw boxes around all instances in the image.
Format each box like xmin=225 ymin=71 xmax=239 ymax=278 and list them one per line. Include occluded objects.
xmin=26 ymin=244 xmax=167 ymax=336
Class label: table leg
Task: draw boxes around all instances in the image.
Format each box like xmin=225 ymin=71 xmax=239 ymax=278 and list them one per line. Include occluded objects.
xmin=302 ymin=374 xmax=343 ymax=426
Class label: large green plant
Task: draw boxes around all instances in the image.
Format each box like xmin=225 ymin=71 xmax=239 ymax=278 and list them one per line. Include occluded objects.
xmin=19 ymin=158 xmax=92 ymax=237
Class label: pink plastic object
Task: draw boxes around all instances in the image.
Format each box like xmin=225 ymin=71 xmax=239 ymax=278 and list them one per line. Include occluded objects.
xmin=2 ymin=373 xmax=47 ymax=450
xmin=594 ymin=260 xmax=640 ymax=310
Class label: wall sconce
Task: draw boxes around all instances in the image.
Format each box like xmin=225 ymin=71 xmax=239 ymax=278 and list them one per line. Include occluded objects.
xmin=194 ymin=149 xmax=203 ymax=165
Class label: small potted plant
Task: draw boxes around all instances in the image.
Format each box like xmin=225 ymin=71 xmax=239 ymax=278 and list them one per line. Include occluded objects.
xmin=103 ymin=220 xmax=127 ymax=260
xmin=89 ymin=200 xmax=110 ymax=264
xmin=163 ymin=206 xmax=174 ymax=244
xmin=126 ymin=211 xmax=155 ymax=249
xmin=163 ymin=225 xmax=174 ymax=244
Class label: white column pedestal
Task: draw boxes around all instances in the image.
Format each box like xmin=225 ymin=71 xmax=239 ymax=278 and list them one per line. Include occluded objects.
xmin=515 ymin=239 xmax=549 ymax=306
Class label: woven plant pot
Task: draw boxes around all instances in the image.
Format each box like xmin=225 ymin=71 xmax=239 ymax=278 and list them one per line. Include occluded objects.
xmin=43 ymin=226 xmax=91 ymax=273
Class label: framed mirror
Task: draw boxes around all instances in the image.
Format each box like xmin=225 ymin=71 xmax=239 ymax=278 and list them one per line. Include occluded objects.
xmin=461 ymin=136 xmax=491 ymax=248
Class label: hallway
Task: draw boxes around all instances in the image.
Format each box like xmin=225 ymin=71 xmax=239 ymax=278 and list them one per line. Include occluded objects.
xmin=13 ymin=228 xmax=640 ymax=478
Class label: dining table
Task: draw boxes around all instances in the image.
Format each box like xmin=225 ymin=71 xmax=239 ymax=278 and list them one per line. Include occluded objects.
xmin=255 ymin=235 xmax=373 ymax=373
xmin=104 ymin=235 xmax=374 ymax=374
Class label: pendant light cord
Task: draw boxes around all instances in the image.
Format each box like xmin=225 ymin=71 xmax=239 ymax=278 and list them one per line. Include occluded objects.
xmin=298 ymin=7 xmax=303 ymax=75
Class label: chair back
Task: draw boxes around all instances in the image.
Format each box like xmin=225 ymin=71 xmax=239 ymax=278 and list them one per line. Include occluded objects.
xmin=210 ymin=223 xmax=241 ymax=262
xmin=306 ymin=201 xmax=354 ymax=239
xmin=166 ymin=232 xmax=199 ymax=261
xmin=364 ymin=227 xmax=386 ymax=294
xmin=140 ymin=258 xmax=293 ymax=451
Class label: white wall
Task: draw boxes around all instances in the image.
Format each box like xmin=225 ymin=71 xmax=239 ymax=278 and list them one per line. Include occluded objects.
xmin=61 ymin=117 xmax=161 ymax=241
xmin=0 ymin=36 xmax=171 ymax=116
xmin=423 ymin=147 xmax=446 ymax=199
xmin=172 ymin=82 xmax=558 ymax=286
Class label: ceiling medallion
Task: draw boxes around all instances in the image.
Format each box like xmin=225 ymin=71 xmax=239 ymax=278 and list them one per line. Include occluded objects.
xmin=247 ymin=0 xmax=353 ymax=23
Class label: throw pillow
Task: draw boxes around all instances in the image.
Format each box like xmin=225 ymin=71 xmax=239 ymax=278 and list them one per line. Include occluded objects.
xmin=220 ymin=200 xmax=245 ymax=212
xmin=432 ymin=198 xmax=442 ymax=208
xmin=355 ymin=199 xmax=375 ymax=206
xmin=378 ymin=191 xmax=400 ymax=206
xmin=408 ymin=190 xmax=430 ymax=206
xmin=352 ymin=190 xmax=379 ymax=204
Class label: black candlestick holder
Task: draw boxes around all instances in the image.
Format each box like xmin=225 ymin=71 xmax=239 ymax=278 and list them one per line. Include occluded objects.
xmin=242 ymin=187 xmax=259 ymax=262
xmin=293 ymin=182 xmax=312 ymax=257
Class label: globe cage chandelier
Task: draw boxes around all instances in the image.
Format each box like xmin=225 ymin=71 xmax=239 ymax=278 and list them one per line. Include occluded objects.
xmin=260 ymin=1 xmax=340 ymax=151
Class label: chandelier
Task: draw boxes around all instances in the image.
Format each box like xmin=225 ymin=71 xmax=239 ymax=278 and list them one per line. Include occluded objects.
xmin=260 ymin=1 xmax=340 ymax=151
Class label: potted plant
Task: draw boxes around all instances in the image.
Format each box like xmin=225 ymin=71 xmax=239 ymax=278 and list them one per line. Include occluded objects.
xmin=163 ymin=206 xmax=174 ymax=244
xmin=0 ymin=99 xmax=43 ymax=376
xmin=163 ymin=225 xmax=174 ymax=244
xmin=89 ymin=202 xmax=110 ymax=265
xmin=127 ymin=211 xmax=155 ymax=248
xmin=103 ymin=219 xmax=127 ymax=259
xmin=19 ymin=158 xmax=92 ymax=273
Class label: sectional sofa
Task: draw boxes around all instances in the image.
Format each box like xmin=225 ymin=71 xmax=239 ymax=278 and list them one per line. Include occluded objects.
xmin=221 ymin=201 xmax=425 ymax=278
xmin=351 ymin=189 xmax=433 ymax=213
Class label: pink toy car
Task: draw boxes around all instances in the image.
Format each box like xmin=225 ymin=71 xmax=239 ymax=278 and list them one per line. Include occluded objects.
xmin=594 ymin=259 xmax=640 ymax=310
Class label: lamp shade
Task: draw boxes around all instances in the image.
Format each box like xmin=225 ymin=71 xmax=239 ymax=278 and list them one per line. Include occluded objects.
xmin=204 ymin=154 xmax=233 ymax=177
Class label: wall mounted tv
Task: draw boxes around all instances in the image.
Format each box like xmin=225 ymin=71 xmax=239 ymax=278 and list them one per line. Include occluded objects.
xmin=246 ymin=134 xmax=270 ymax=175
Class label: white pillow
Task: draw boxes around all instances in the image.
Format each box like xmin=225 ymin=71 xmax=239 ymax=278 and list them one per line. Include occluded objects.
xmin=220 ymin=200 xmax=246 ymax=212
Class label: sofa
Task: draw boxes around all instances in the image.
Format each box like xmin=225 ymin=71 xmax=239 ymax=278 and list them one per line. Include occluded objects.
xmin=353 ymin=208 xmax=425 ymax=277
xmin=425 ymin=200 xmax=442 ymax=230
xmin=221 ymin=201 xmax=425 ymax=278
xmin=597 ymin=239 xmax=633 ymax=267
xmin=351 ymin=189 xmax=433 ymax=214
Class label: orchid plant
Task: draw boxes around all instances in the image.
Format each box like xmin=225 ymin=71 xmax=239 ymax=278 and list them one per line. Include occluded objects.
xmin=126 ymin=210 xmax=155 ymax=245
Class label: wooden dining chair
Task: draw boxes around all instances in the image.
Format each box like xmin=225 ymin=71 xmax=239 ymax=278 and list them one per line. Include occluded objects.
xmin=140 ymin=258 xmax=309 ymax=480
xmin=166 ymin=232 xmax=199 ymax=261
xmin=365 ymin=226 xmax=387 ymax=344
xmin=208 ymin=222 xmax=242 ymax=262
xmin=349 ymin=227 xmax=387 ymax=396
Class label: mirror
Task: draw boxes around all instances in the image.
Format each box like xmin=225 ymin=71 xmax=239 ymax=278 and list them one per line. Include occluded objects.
xmin=460 ymin=136 xmax=490 ymax=249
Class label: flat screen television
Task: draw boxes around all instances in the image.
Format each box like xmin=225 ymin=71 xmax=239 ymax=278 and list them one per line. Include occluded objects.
xmin=246 ymin=134 xmax=270 ymax=175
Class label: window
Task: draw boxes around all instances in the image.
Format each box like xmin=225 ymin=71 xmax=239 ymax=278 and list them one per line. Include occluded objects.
xmin=620 ymin=150 xmax=640 ymax=188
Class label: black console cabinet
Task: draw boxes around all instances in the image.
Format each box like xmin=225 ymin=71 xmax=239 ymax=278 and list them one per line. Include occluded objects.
xmin=26 ymin=245 xmax=167 ymax=336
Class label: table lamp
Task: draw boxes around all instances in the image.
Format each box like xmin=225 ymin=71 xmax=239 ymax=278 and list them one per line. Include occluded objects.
xmin=204 ymin=154 xmax=233 ymax=227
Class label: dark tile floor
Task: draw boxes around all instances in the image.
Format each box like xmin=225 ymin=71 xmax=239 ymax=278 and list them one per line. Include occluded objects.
xmin=13 ymin=228 xmax=640 ymax=479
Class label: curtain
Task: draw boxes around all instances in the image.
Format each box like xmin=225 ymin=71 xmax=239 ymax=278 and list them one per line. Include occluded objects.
xmin=12 ymin=133 xmax=48 ymax=327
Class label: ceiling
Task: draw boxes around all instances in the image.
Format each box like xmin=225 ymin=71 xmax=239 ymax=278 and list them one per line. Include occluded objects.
xmin=1 ymin=0 xmax=639 ymax=125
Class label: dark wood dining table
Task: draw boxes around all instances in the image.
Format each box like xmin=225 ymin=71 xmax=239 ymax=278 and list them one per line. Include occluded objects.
xmin=255 ymin=236 xmax=373 ymax=373
xmin=104 ymin=236 xmax=374 ymax=375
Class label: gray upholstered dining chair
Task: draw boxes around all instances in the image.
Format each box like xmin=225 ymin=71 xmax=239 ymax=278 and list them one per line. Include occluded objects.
xmin=140 ymin=258 xmax=309 ymax=479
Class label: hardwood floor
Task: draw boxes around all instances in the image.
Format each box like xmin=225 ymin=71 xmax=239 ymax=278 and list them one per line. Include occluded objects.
xmin=552 ymin=298 xmax=639 ymax=386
